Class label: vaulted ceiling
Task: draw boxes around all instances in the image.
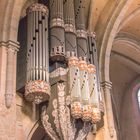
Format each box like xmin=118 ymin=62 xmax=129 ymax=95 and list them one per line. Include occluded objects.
xmin=113 ymin=0 xmax=140 ymax=73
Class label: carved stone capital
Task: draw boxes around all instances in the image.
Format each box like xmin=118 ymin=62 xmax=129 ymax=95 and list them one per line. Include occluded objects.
xmin=0 ymin=40 xmax=20 ymax=52
xmin=50 ymin=18 xmax=64 ymax=28
xmin=27 ymin=3 xmax=49 ymax=15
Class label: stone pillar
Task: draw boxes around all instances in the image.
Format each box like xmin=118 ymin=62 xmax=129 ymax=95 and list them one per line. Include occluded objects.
xmin=101 ymin=81 xmax=117 ymax=140
xmin=0 ymin=40 xmax=19 ymax=140
xmin=5 ymin=41 xmax=19 ymax=108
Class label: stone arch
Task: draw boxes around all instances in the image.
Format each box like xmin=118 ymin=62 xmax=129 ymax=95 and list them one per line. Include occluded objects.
xmin=118 ymin=7 xmax=140 ymax=31
xmin=0 ymin=0 xmax=37 ymax=42
xmin=114 ymin=32 xmax=140 ymax=52
xmin=94 ymin=0 xmax=133 ymax=82
xmin=0 ymin=0 xmax=24 ymax=42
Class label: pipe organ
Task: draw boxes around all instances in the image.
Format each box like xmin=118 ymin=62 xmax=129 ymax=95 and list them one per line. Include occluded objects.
xmin=25 ymin=3 xmax=50 ymax=104
xmin=24 ymin=1 xmax=103 ymax=139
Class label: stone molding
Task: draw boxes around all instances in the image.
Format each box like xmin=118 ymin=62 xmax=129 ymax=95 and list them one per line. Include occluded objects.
xmin=101 ymin=81 xmax=112 ymax=89
xmin=0 ymin=40 xmax=20 ymax=52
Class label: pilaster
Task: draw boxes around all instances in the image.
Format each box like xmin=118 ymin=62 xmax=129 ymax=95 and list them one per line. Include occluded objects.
xmin=0 ymin=40 xmax=19 ymax=140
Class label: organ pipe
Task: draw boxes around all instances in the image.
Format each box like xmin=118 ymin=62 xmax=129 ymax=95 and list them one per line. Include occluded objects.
xmin=74 ymin=0 xmax=88 ymax=59
xmin=78 ymin=58 xmax=91 ymax=122
xmin=68 ymin=53 xmax=82 ymax=119
xmin=64 ymin=0 xmax=77 ymax=56
xmin=50 ymin=0 xmax=65 ymax=62
xmin=25 ymin=3 xmax=50 ymax=104
xmin=87 ymin=32 xmax=101 ymax=123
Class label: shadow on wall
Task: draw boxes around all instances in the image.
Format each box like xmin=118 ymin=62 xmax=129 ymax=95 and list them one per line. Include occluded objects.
xmin=31 ymin=126 xmax=52 ymax=140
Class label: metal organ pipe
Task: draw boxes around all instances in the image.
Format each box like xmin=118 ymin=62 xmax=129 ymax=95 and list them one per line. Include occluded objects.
xmin=64 ymin=0 xmax=77 ymax=56
xmin=42 ymin=13 xmax=46 ymax=81
xmin=33 ymin=12 xmax=36 ymax=81
xmin=50 ymin=0 xmax=65 ymax=62
xmin=87 ymin=32 xmax=101 ymax=123
xmin=74 ymin=0 xmax=92 ymax=122
xmin=44 ymin=15 xmax=49 ymax=82
xmin=35 ymin=10 xmax=39 ymax=80
xmin=27 ymin=12 xmax=31 ymax=81
xmin=74 ymin=0 xmax=88 ymax=59
xmin=87 ymin=32 xmax=101 ymax=99
xmin=89 ymin=33 xmax=104 ymax=113
xmin=64 ymin=0 xmax=83 ymax=120
xmin=38 ymin=11 xmax=42 ymax=80
xmin=25 ymin=3 xmax=50 ymax=104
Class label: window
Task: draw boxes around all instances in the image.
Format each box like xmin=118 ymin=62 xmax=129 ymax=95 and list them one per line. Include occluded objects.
xmin=137 ymin=89 xmax=140 ymax=108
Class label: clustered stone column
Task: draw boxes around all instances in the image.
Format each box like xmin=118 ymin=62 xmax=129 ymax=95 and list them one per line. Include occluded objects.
xmin=0 ymin=40 xmax=19 ymax=140
xmin=5 ymin=41 xmax=19 ymax=108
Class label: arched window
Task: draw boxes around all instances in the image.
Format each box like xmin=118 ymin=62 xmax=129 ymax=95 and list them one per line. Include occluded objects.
xmin=137 ymin=89 xmax=140 ymax=108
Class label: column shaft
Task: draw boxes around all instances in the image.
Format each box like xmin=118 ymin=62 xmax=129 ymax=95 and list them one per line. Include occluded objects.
xmin=101 ymin=81 xmax=117 ymax=139
xmin=5 ymin=42 xmax=19 ymax=108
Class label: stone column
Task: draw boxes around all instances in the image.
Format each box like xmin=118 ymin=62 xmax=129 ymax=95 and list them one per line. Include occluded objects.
xmin=5 ymin=41 xmax=19 ymax=108
xmin=101 ymin=81 xmax=117 ymax=140
xmin=0 ymin=40 xmax=19 ymax=140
